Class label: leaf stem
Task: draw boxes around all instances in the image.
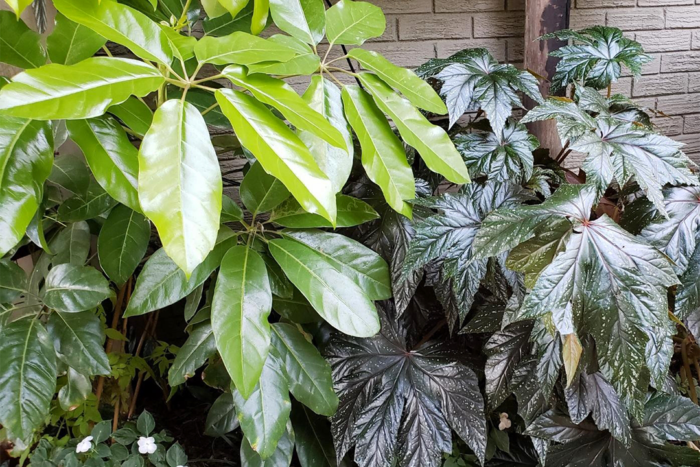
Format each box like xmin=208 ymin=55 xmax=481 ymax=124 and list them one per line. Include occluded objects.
xmin=201 ymin=102 xmax=219 ymax=116
xmin=682 ymin=338 xmax=698 ymax=404
xmin=101 ymin=45 xmax=113 ymax=57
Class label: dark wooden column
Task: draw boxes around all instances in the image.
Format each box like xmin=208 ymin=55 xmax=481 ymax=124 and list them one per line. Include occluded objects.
xmin=523 ymin=0 xmax=571 ymax=156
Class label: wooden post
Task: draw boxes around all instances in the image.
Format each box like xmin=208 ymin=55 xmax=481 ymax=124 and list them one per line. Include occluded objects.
xmin=523 ymin=0 xmax=571 ymax=157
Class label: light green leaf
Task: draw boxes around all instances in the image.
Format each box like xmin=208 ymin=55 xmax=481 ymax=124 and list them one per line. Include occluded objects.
xmin=47 ymin=311 xmax=110 ymax=376
xmin=0 ymin=117 xmax=53 ymax=256
xmin=241 ymin=421 xmax=294 ymax=467
xmin=268 ymin=239 xmax=380 ymax=337
xmin=0 ymin=319 xmax=57 ymax=439
xmin=67 ymin=116 xmax=141 ymax=212
xmin=42 ymin=264 xmax=112 ymax=313
xmin=124 ymin=227 xmax=237 ymax=317
xmin=109 ymin=97 xmax=154 ymax=137
xmin=218 ymin=0 xmax=250 ymax=18
xmin=0 ymin=11 xmax=46 ymax=69
xmin=212 ymin=246 xmax=272 ymax=399
xmin=240 ymin=161 xmax=290 ymax=215
xmin=47 ymin=13 xmax=106 ymax=66
xmin=222 ymin=195 xmax=245 ymax=223
xmin=202 ymin=2 xmax=254 ymax=36
xmin=325 ymin=0 xmax=385 ymax=45
xmin=271 ymin=323 xmax=338 ymax=416
xmin=98 ymin=205 xmax=151 ymax=286
xmin=138 ymin=99 xmax=222 ymax=277
xmin=159 ymin=25 xmax=197 ymax=61
xmin=51 ymin=221 xmax=91 ymax=266
xmin=269 ymin=0 xmax=325 ymax=45
xmin=53 ymin=0 xmax=173 ymax=65
xmin=348 ymin=49 xmax=446 ymax=114
xmin=251 ymin=0 xmax=269 ymax=35
xmin=281 ymin=229 xmax=391 ymax=300
xmin=247 ymin=36 xmax=320 ymax=76
xmin=0 ymin=57 xmax=164 ymax=120
xmin=359 ymin=73 xmax=470 ymax=185
xmin=341 ymin=85 xmax=413 ymax=217
xmin=299 ymin=75 xmax=353 ymax=193
xmin=222 ymin=65 xmax=346 ymax=149
xmin=2 ymin=0 xmax=32 ymax=19
xmin=270 ymin=194 xmax=378 ymax=229
xmin=0 ymin=259 xmax=26 ymax=303
xmin=201 ymin=0 xmax=229 ymax=19
xmin=194 ymin=31 xmax=297 ymax=65
xmin=234 ymin=352 xmax=291 ymax=459
xmin=216 ymin=89 xmax=336 ymax=224
xmin=168 ymin=323 xmax=217 ymax=386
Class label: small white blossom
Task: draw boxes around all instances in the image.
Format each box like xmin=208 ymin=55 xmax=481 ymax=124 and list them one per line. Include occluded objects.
xmin=75 ymin=436 xmax=93 ymax=453
xmin=137 ymin=436 xmax=157 ymax=455
xmin=498 ymin=412 xmax=511 ymax=431
xmin=176 ymin=465 xmax=186 ymax=467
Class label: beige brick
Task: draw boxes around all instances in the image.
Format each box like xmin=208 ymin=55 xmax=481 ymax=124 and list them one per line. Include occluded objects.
xmin=635 ymin=97 xmax=658 ymax=111
xmin=657 ymin=93 xmax=700 ymax=115
xmin=436 ymin=39 xmax=507 ymax=61
xmin=435 ymin=0 xmax=505 ymax=13
xmin=661 ymin=51 xmax=700 ymax=73
xmin=570 ymin=11 xmax=606 ymax=30
xmin=693 ymin=31 xmax=700 ymax=49
xmin=675 ymin=134 xmax=700 ymax=156
xmin=639 ymin=0 xmax=693 ymax=4
xmin=683 ymin=114 xmax=700 ymax=133
xmin=576 ymin=0 xmax=634 ymax=7
xmin=666 ymin=7 xmax=700 ymax=28
xmin=635 ymin=30 xmax=692 ymax=53
xmin=633 ymin=73 xmax=688 ymax=97
xmin=365 ymin=0 xmax=431 ymax=14
xmin=607 ymin=9 xmax=664 ymax=31
xmin=370 ymin=16 xmax=398 ymax=42
xmin=690 ymin=73 xmax=700 ymax=92
xmin=507 ymin=0 xmax=525 ymax=10
xmin=609 ymin=77 xmax=632 ymax=95
xmin=507 ymin=37 xmax=523 ymax=62
xmin=398 ymin=14 xmax=471 ymax=40
xmin=363 ymin=41 xmax=436 ymax=67
xmin=652 ymin=116 xmax=684 ymax=136
xmin=473 ymin=12 xmax=524 ymax=38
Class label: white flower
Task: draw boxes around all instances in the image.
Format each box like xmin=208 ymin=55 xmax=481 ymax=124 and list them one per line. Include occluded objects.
xmin=176 ymin=465 xmax=186 ymax=467
xmin=137 ymin=436 xmax=157 ymax=455
xmin=498 ymin=412 xmax=511 ymax=431
xmin=75 ymin=436 xmax=93 ymax=453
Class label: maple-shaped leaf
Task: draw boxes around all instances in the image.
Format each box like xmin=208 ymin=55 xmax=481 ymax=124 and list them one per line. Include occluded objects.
xmin=473 ymin=184 xmax=678 ymax=413
xmin=576 ymin=86 xmax=652 ymax=129
xmin=418 ymin=48 xmax=542 ymax=134
xmin=454 ymin=120 xmax=539 ymax=183
xmin=324 ymin=307 xmax=487 ymax=467
xmin=521 ymin=97 xmax=596 ymax=146
xmin=543 ymin=26 xmax=652 ymax=92
xmin=528 ymin=393 xmax=700 ymax=467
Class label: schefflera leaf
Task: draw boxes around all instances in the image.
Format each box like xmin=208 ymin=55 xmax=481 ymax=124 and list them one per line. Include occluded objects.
xmin=97 ymin=205 xmax=151 ymax=286
xmin=473 ymin=184 xmax=678 ymax=413
xmin=325 ymin=0 xmax=386 ymax=46
xmin=0 ymin=11 xmax=46 ymax=69
xmin=0 ymin=117 xmax=53 ymax=256
xmin=269 ymin=0 xmax=325 ymax=46
xmin=212 ymin=245 xmax=272 ymax=399
xmin=0 ymin=57 xmax=164 ymax=120
xmin=138 ymin=99 xmax=222 ymax=277
xmin=216 ymin=88 xmax=337 ymax=224
xmin=47 ymin=12 xmax=106 ymax=66
xmin=194 ymin=31 xmax=298 ymax=66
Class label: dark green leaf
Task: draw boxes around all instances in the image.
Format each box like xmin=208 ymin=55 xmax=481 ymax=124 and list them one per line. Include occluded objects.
xmin=98 ymin=205 xmax=151 ymax=286
xmin=168 ymin=323 xmax=216 ymax=386
xmin=108 ymin=97 xmax=153 ymax=137
xmin=204 ymin=392 xmax=239 ymax=437
xmin=47 ymin=311 xmax=110 ymax=376
xmin=270 ymin=195 xmax=379 ymax=228
xmin=47 ymin=12 xmax=105 ymax=66
xmin=240 ymin=161 xmax=290 ymax=215
xmin=0 ymin=11 xmax=46 ymax=69
xmin=42 ymin=264 xmax=112 ymax=313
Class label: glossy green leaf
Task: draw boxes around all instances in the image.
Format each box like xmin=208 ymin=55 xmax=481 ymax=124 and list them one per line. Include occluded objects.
xmin=47 ymin=311 xmax=110 ymax=376
xmin=270 ymin=194 xmax=378 ymax=229
xmin=290 ymin=402 xmax=338 ymax=467
xmin=42 ymin=264 xmax=112 ymax=313
xmin=212 ymin=246 xmax=272 ymax=399
xmin=325 ymin=0 xmax=385 ymax=45
xmin=0 ymin=259 xmax=26 ymax=303
xmin=201 ymin=0 xmax=229 ymax=19
xmin=159 ymin=25 xmax=197 ymax=61
xmin=124 ymin=227 xmax=237 ymax=317
xmin=218 ymin=0 xmax=250 ymax=18
xmin=138 ymin=99 xmax=222 ymax=277
xmin=240 ymin=161 xmax=290 ymax=215
xmin=221 ymin=195 xmax=245 ymax=223
xmin=51 ymin=221 xmax=91 ymax=266
xmin=268 ymin=239 xmax=379 ymax=337
xmin=359 ymin=73 xmax=470 ymax=185
xmin=241 ymin=421 xmax=294 ymax=467
xmin=348 ymin=49 xmax=446 ymax=114
xmin=168 ymin=323 xmax=217 ymax=386
xmin=48 ymin=155 xmax=90 ymax=198
xmin=53 ymin=0 xmax=173 ymax=65
xmin=282 ymin=229 xmax=391 ymax=300
xmin=0 ymin=319 xmax=57 ymax=439
xmin=0 ymin=117 xmax=53 ymax=256
xmin=251 ymin=0 xmax=269 ymax=35
xmin=271 ymin=323 xmax=338 ymax=416
xmin=98 ymin=205 xmax=151 ymax=286
xmin=0 ymin=57 xmax=164 ymax=120
xmin=248 ymin=35 xmax=320 ymax=76
xmin=67 ymin=115 xmax=141 ymax=212
xmin=269 ymin=0 xmax=325 ymax=45
xmin=222 ymin=65 xmax=346 ymax=149
xmin=216 ymin=89 xmax=336 ymax=223
xmin=234 ymin=352 xmax=291 ymax=459
xmin=0 ymin=11 xmax=46 ymax=69
xmin=272 ymin=288 xmax=320 ymax=324
xmin=47 ymin=13 xmax=106 ymax=66
xmin=57 ymin=180 xmax=118 ymax=222
xmin=299 ymin=75 xmax=353 ymax=193
xmin=341 ymin=85 xmax=413 ymax=217
xmin=203 ymin=2 xmax=255 ymax=36
xmin=194 ymin=31 xmax=297 ymax=65
xmin=108 ymin=97 xmax=153 ymax=137
xmin=204 ymin=392 xmax=240 ymax=437
xmin=58 ymin=367 xmax=91 ymax=411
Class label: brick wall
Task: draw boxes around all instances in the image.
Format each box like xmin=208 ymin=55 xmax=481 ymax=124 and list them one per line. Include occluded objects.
xmin=332 ymin=0 xmax=700 ymax=160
